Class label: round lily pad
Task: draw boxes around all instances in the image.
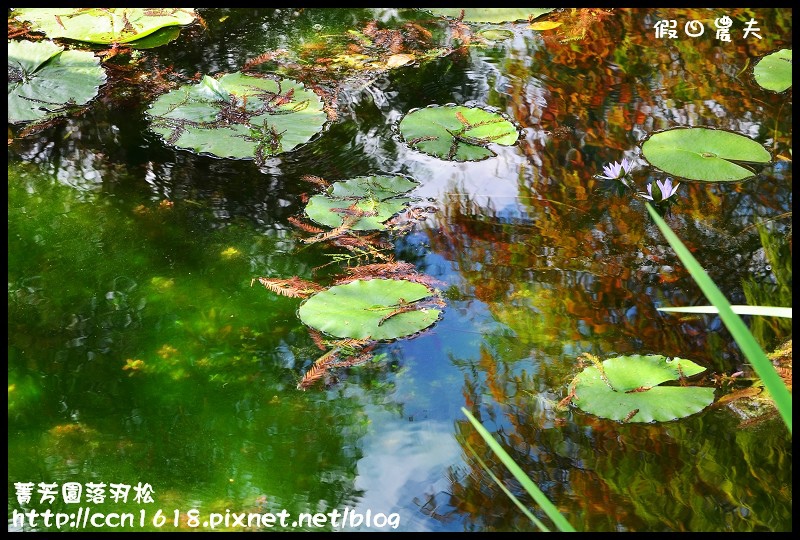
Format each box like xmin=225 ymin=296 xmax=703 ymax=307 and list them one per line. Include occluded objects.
xmin=305 ymin=174 xmax=419 ymax=231
xmin=641 ymin=127 xmax=771 ymax=182
xmin=753 ymin=49 xmax=792 ymax=93
xmin=298 ymin=279 xmax=442 ymax=340
xmin=305 ymin=195 xmax=411 ymax=231
xmin=326 ymin=174 xmax=419 ymax=200
xmin=12 ymin=8 xmax=197 ymax=44
xmin=398 ymin=105 xmax=520 ymax=162
xmin=8 ymin=39 xmax=107 ymax=124
xmin=423 ymin=8 xmax=555 ymax=24
xmin=479 ymin=29 xmax=515 ymax=41
xmin=570 ymin=355 xmax=715 ymax=423
xmin=146 ymin=72 xmax=328 ymax=161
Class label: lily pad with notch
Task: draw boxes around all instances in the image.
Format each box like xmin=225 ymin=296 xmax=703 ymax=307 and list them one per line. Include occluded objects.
xmin=569 ymin=354 xmax=715 ymax=423
xmin=753 ymin=48 xmax=792 ymax=93
xmin=305 ymin=174 xmax=419 ymax=231
xmin=641 ymin=127 xmax=771 ymax=182
xmin=398 ymin=105 xmax=520 ymax=162
xmin=8 ymin=39 xmax=107 ymax=124
xmin=146 ymin=72 xmax=328 ymax=162
xmin=11 ymin=8 xmax=198 ymax=45
xmin=298 ymin=278 xmax=443 ymax=340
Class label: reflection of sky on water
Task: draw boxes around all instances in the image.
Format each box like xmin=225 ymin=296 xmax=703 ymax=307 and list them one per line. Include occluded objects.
xmin=401 ymin=145 xmax=532 ymax=218
xmin=347 ymin=408 xmax=464 ymax=532
xmin=340 ymin=271 xmax=509 ymax=531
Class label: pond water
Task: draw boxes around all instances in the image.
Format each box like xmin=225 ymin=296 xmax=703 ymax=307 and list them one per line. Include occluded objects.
xmin=8 ymin=8 xmax=792 ymax=532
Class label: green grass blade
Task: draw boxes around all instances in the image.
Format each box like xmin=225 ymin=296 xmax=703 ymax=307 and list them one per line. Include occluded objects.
xmin=462 ymin=407 xmax=577 ymax=532
xmin=658 ymin=305 xmax=792 ymax=318
xmin=646 ymin=203 xmax=792 ymax=433
xmin=464 ymin=441 xmax=550 ymax=531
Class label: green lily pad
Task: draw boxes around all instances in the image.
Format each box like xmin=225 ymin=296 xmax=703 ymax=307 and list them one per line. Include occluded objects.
xmin=479 ymin=29 xmax=516 ymax=41
xmin=571 ymin=355 xmax=715 ymax=423
xmin=753 ymin=49 xmax=792 ymax=92
xmin=123 ymin=26 xmax=183 ymax=50
xmin=305 ymin=175 xmax=419 ymax=231
xmin=305 ymin=195 xmax=411 ymax=231
xmin=423 ymin=8 xmax=554 ymax=24
xmin=398 ymin=105 xmax=520 ymax=162
xmin=146 ymin=72 xmax=328 ymax=161
xmin=8 ymin=39 xmax=107 ymax=124
xmin=327 ymin=174 xmax=419 ymax=200
xmin=298 ymin=279 xmax=442 ymax=340
xmin=641 ymin=127 xmax=771 ymax=182
xmin=11 ymin=8 xmax=197 ymax=44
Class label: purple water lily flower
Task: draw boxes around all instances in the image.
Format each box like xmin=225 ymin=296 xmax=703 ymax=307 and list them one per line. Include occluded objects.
xmin=597 ymin=158 xmax=634 ymax=181
xmin=641 ymin=177 xmax=681 ymax=201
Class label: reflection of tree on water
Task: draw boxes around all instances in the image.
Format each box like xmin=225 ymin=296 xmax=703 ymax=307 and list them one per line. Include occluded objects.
xmin=413 ymin=189 xmax=790 ymax=530
xmin=438 ymin=390 xmax=792 ymax=531
xmin=410 ymin=7 xmax=790 ymax=530
xmin=422 ymin=189 xmax=746 ymax=369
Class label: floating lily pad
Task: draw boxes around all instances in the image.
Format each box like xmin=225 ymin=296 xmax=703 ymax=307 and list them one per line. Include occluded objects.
xmin=753 ymin=49 xmax=792 ymax=92
xmin=326 ymin=174 xmax=419 ymax=200
xmin=12 ymin=8 xmax=197 ymax=44
xmin=423 ymin=8 xmax=555 ymax=24
xmin=570 ymin=355 xmax=715 ymax=423
xmin=305 ymin=174 xmax=419 ymax=231
xmin=146 ymin=72 xmax=327 ymax=161
xmin=8 ymin=39 xmax=107 ymax=124
xmin=399 ymin=105 xmax=520 ymax=162
xmin=298 ymin=279 xmax=442 ymax=340
xmin=305 ymin=195 xmax=411 ymax=231
xmin=641 ymin=127 xmax=771 ymax=182
xmin=479 ymin=29 xmax=515 ymax=41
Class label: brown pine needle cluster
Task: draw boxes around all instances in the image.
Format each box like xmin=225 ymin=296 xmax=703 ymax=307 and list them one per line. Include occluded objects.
xmin=309 ymin=85 xmax=339 ymax=122
xmin=331 ymin=203 xmax=377 ymax=217
xmin=333 ymin=234 xmax=393 ymax=252
xmin=296 ymin=340 xmax=376 ymax=390
xmin=297 ymin=349 xmax=340 ymax=390
xmin=377 ymin=304 xmax=421 ymax=326
xmin=337 ymin=262 xmax=445 ymax=289
xmin=242 ymin=49 xmax=288 ymax=72
xmin=250 ymin=276 xmax=324 ymax=298
xmin=300 ymin=174 xmax=330 ymax=189
xmin=287 ymin=216 xmax=324 ymax=234
xmin=302 ymin=214 xmax=367 ymax=245
xmin=308 ymin=328 xmax=328 ymax=351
